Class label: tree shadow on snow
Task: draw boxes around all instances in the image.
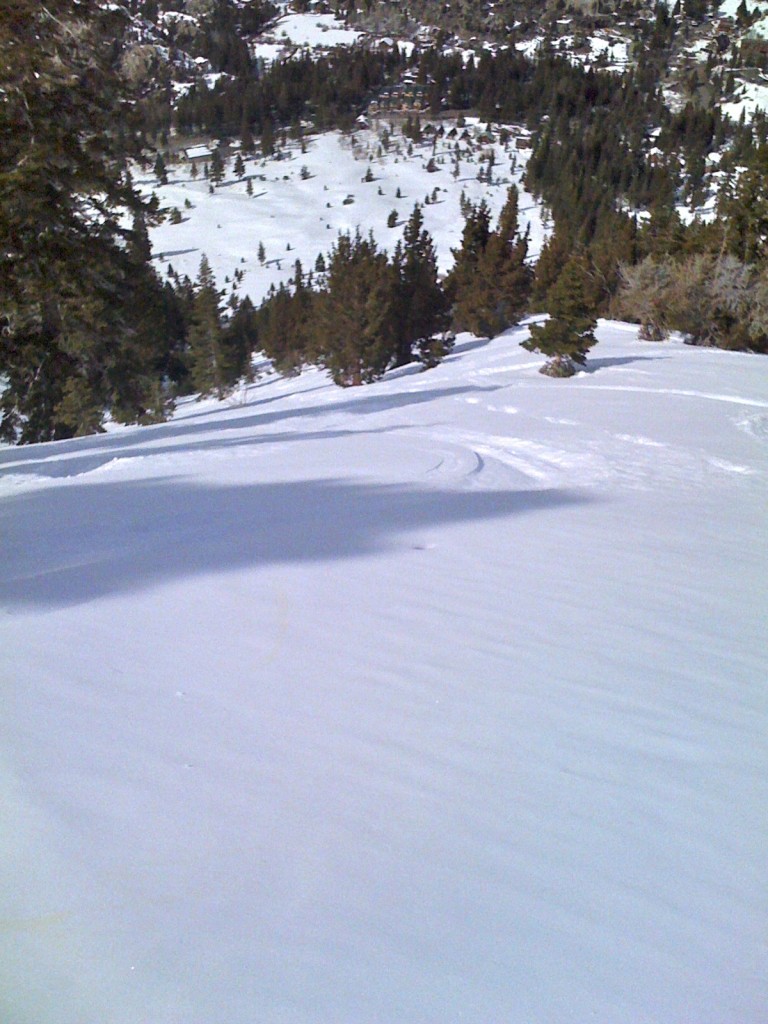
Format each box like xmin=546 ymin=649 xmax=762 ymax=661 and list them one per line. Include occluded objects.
xmin=581 ymin=354 xmax=669 ymax=374
xmin=0 ymin=477 xmax=594 ymax=609
xmin=0 ymin=385 xmax=502 ymax=481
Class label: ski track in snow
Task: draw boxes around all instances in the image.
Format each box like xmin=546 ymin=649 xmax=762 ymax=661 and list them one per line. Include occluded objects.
xmin=1 ymin=323 xmax=767 ymax=1024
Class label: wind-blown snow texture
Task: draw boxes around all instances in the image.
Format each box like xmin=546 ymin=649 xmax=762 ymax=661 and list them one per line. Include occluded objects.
xmin=1 ymin=323 xmax=767 ymax=1024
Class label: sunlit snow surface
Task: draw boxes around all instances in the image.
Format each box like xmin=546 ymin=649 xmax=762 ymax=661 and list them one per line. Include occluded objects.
xmin=273 ymin=11 xmax=362 ymax=49
xmin=1 ymin=323 xmax=768 ymax=1024
xmin=145 ymin=123 xmax=547 ymax=301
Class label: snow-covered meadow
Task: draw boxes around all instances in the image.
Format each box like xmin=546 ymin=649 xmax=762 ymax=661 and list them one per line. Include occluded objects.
xmin=147 ymin=119 xmax=545 ymax=301
xmin=1 ymin=322 xmax=767 ymax=1023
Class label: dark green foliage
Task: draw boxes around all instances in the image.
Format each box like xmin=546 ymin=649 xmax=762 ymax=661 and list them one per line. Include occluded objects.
xmin=209 ymin=149 xmax=226 ymax=185
xmin=716 ymin=161 xmax=768 ymax=264
xmin=524 ymin=253 xmax=598 ymax=375
xmin=256 ymin=272 xmax=315 ymax=376
xmin=154 ymin=152 xmax=168 ymax=184
xmin=445 ymin=199 xmax=492 ymax=310
xmin=0 ymin=0 xmax=172 ymax=443
xmin=253 ymin=219 xmax=452 ymax=385
xmin=173 ymin=46 xmax=405 ymax=141
xmin=222 ymin=296 xmax=258 ymax=379
xmin=187 ymin=256 xmax=229 ymax=398
xmin=315 ymin=231 xmax=398 ymax=386
xmin=531 ymin=229 xmax=571 ymax=311
xmin=448 ymin=189 xmax=532 ymax=338
xmin=185 ymin=257 xmax=256 ymax=397
xmin=392 ymin=206 xmax=451 ymax=367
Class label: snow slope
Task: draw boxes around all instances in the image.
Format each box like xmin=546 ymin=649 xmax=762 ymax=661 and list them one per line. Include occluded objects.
xmin=147 ymin=121 xmax=546 ymax=301
xmin=1 ymin=323 xmax=767 ymax=1024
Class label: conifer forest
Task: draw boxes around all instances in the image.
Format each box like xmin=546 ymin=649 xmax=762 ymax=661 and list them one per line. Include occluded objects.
xmin=3 ymin=0 xmax=768 ymax=442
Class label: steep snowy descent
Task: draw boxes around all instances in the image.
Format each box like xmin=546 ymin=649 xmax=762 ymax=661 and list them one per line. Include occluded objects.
xmin=0 ymin=322 xmax=767 ymax=1024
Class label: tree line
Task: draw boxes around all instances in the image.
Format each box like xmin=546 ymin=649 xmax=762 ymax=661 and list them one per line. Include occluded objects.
xmin=4 ymin=0 xmax=768 ymax=445
xmin=163 ymin=188 xmax=535 ymax=400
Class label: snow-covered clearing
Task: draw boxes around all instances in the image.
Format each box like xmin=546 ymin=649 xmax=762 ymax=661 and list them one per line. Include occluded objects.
xmin=1 ymin=322 xmax=767 ymax=1023
xmin=272 ymin=11 xmax=363 ymax=49
xmin=147 ymin=122 xmax=546 ymax=300
xmin=723 ymin=76 xmax=768 ymax=121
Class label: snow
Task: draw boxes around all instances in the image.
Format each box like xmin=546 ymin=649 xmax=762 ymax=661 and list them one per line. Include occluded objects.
xmin=587 ymin=35 xmax=630 ymax=67
xmin=2 ymin=322 xmax=767 ymax=1024
xmin=723 ymin=78 xmax=768 ymax=120
xmin=183 ymin=144 xmax=213 ymax=160
xmin=556 ymin=34 xmax=631 ymax=71
xmin=718 ymin=0 xmax=765 ymax=17
xmin=147 ymin=123 xmax=547 ymax=300
xmin=516 ymin=36 xmax=542 ymax=59
xmin=250 ymin=40 xmax=285 ymax=63
xmin=273 ymin=12 xmax=362 ymax=49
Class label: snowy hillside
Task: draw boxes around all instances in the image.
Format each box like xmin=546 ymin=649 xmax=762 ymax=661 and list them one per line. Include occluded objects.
xmin=1 ymin=323 xmax=767 ymax=1023
xmin=146 ymin=119 xmax=545 ymax=300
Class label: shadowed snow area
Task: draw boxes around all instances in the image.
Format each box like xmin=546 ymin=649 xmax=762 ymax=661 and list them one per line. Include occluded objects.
xmin=1 ymin=323 xmax=767 ymax=1024
xmin=0 ymin=477 xmax=589 ymax=608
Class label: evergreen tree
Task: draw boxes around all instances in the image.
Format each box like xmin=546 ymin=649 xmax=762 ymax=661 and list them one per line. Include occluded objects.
xmin=452 ymin=187 xmax=532 ymax=337
xmin=523 ymin=252 xmax=598 ymax=376
xmin=0 ymin=0 xmax=169 ymax=442
xmin=256 ymin=275 xmax=314 ymax=376
xmin=240 ymin=120 xmax=256 ymax=155
xmin=154 ymin=152 xmax=168 ymax=185
xmin=444 ymin=199 xmax=492 ymax=316
xmin=187 ymin=256 xmax=229 ymax=398
xmin=209 ymin=149 xmax=226 ymax=186
xmin=316 ymin=231 xmax=398 ymax=386
xmin=717 ymin=165 xmax=768 ymax=264
xmin=222 ymin=296 xmax=257 ymax=381
xmin=531 ymin=228 xmax=572 ymax=310
xmin=261 ymin=121 xmax=275 ymax=158
xmin=393 ymin=205 xmax=450 ymax=367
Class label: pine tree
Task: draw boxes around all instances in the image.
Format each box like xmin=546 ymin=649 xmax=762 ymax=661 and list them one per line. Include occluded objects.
xmin=523 ymin=252 xmax=598 ymax=376
xmin=261 ymin=121 xmax=275 ymax=158
xmin=444 ymin=199 xmax=492 ymax=316
xmin=452 ymin=187 xmax=532 ymax=337
xmin=316 ymin=231 xmax=398 ymax=386
xmin=531 ymin=228 xmax=572 ymax=310
xmin=717 ymin=166 xmax=768 ymax=264
xmin=209 ymin=149 xmax=226 ymax=186
xmin=240 ymin=120 xmax=256 ymax=155
xmin=256 ymin=275 xmax=315 ymax=376
xmin=187 ymin=256 xmax=228 ymax=398
xmin=222 ymin=296 xmax=257 ymax=381
xmin=0 ymin=0 xmax=170 ymax=442
xmin=234 ymin=153 xmax=246 ymax=179
xmin=393 ymin=205 xmax=450 ymax=367
xmin=154 ymin=152 xmax=168 ymax=185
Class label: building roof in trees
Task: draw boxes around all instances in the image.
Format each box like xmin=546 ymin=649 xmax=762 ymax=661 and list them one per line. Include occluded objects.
xmin=185 ymin=144 xmax=214 ymax=160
